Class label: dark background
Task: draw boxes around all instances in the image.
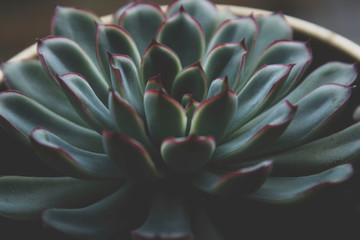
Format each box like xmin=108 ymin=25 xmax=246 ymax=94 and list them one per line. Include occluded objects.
xmin=1 ymin=0 xmax=360 ymax=61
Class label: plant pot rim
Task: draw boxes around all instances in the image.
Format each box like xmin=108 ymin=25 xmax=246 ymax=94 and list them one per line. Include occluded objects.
xmin=1 ymin=4 xmax=360 ymax=84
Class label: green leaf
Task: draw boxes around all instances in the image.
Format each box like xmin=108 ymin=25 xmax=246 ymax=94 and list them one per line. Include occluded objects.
xmin=171 ymin=62 xmax=208 ymax=102
xmin=161 ymin=135 xmax=215 ymax=174
xmin=30 ymin=128 xmax=122 ymax=180
xmin=109 ymin=53 xmax=144 ymax=117
xmin=190 ymin=160 xmax=273 ymax=196
xmin=0 ymin=91 xmax=103 ymax=152
xmin=118 ymin=2 xmax=166 ymax=55
xmin=244 ymin=40 xmax=312 ymax=99
xmin=228 ymin=64 xmax=293 ymax=131
xmin=144 ymin=88 xmax=187 ymax=144
xmin=207 ymin=16 xmax=258 ymax=53
xmin=157 ymin=7 xmax=205 ymax=67
xmin=140 ymin=40 xmax=182 ymax=93
xmin=96 ymin=24 xmax=141 ymax=80
xmin=269 ymin=122 xmax=360 ymax=176
xmin=132 ymin=188 xmax=193 ymax=240
xmin=203 ymin=41 xmax=247 ymax=89
xmin=57 ymin=73 xmax=115 ymax=132
xmin=189 ymin=81 xmax=237 ymax=142
xmin=51 ymin=6 xmax=101 ymax=70
xmin=37 ymin=37 xmax=109 ymax=105
xmin=2 ymin=60 xmax=87 ymax=127
xmin=269 ymin=84 xmax=352 ymax=151
xmin=167 ymin=0 xmax=218 ymax=44
xmin=248 ymin=164 xmax=353 ymax=204
xmin=103 ymin=131 xmax=159 ymax=182
xmin=285 ymin=61 xmax=357 ymax=103
xmin=206 ymin=77 xmax=228 ymax=99
xmin=0 ymin=176 xmax=121 ymax=219
xmin=43 ymin=183 xmax=137 ymax=240
xmin=215 ymin=101 xmax=297 ymax=163
xmin=108 ymin=90 xmax=153 ymax=151
xmin=244 ymin=13 xmax=292 ymax=76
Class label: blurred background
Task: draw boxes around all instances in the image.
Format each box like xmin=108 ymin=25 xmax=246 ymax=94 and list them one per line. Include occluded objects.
xmin=1 ymin=0 xmax=360 ymax=61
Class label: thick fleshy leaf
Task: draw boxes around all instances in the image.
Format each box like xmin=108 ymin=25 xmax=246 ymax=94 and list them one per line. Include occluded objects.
xmin=215 ymin=101 xmax=297 ymax=163
xmin=109 ymin=53 xmax=144 ymax=117
xmin=269 ymin=84 xmax=352 ymax=151
xmin=2 ymin=60 xmax=87 ymax=126
xmin=285 ymin=61 xmax=357 ymax=103
xmin=206 ymin=77 xmax=228 ymax=99
xmin=157 ymin=7 xmax=205 ymax=67
xmin=244 ymin=13 xmax=292 ymax=75
xmin=96 ymin=24 xmax=141 ymax=80
xmin=140 ymin=40 xmax=182 ymax=93
xmin=192 ymin=211 xmax=223 ymax=240
xmin=171 ymin=62 xmax=207 ymax=102
xmin=167 ymin=0 xmax=218 ymax=43
xmin=228 ymin=64 xmax=293 ymax=131
xmin=189 ymin=82 xmax=237 ymax=142
xmin=103 ymin=131 xmax=159 ymax=182
xmin=0 ymin=91 xmax=103 ymax=152
xmin=57 ymin=73 xmax=115 ymax=132
xmin=207 ymin=16 xmax=258 ymax=53
xmin=132 ymin=189 xmax=193 ymax=240
xmin=248 ymin=164 xmax=353 ymax=204
xmin=144 ymin=89 xmax=187 ymax=144
xmin=51 ymin=6 xmax=101 ymax=69
xmin=245 ymin=40 xmax=312 ymax=99
xmin=108 ymin=90 xmax=153 ymax=150
xmin=190 ymin=160 xmax=273 ymax=196
xmin=43 ymin=183 xmax=137 ymax=240
xmin=0 ymin=176 xmax=120 ymax=219
xmin=30 ymin=128 xmax=122 ymax=179
xmin=269 ymin=122 xmax=360 ymax=176
xmin=37 ymin=37 xmax=109 ymax=105
xmin=183 ymin=95 xmax=200 ymax=134
xmin=118 ymin=2 xmax=165 ymax=54
xmin=203 ymin=41 xmax=247 ymax=89
xmin=161 ymin=135 xmax=215 ymax=174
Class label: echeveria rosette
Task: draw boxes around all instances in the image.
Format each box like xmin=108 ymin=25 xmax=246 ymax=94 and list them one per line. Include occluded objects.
xmin=0 ymin=0 xmax=359 ymax=239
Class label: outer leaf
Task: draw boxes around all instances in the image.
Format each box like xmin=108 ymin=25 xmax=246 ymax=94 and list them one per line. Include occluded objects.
xmin=190 ymin=160 xmax=273 ymax=196
xmin=58 ymin=73 xmax=115 ymax=132
xmin=269 ymin=84 xmax=352 ymax=151
xmin=96 ymin=24 xmax=141 ymax=80
xmin=189 ymin=82 xmax=237 ymax=142
xmin=167 ymin=0 xmax=218 ymax=43
xmin=203 ymin=41 xmax=247 ymax=89
xmin=30 ymin=128 xmax=122 ymax=180
xmin=228 ymin=64 xmax=293 ymax=131
xmin=0 ymin=91 xmax=103 ymax=152
xmin=157 ymin=7 xmax=205 ymax=67
xmin=269 ymin=122 xmax=360 ymax=176
xmin=2 ymin=60 xmax=87 ymax=126
xmin=118 ymin=2 xmax=166 ymax=54
xmin=171 ymin=62 xmax=208 ymax=102
xmin=108 ymin=90 xmax=153 ymax=150
xmin=207 ymin=16 xmax=258 ymax=53
xmin=132 ymin=189 xmax=193 ymax=240
xmin=109 ymin=53 xmax=144 ymax=117
xmin=215 ymin=101 xmax=297 ymax=163
xmin=248 ymin=164 xmax=353 ymax=204
xmin=285 ymin=61 xmax=357 ymax=103
xmin=51 ymin=6 xmax=101 ymax=69
xmin=103 ymin=131 xmax=159 ymax=182
xmin=37 ymin=37 xmax=109 ymax=105
xmin=0 ymin=176 xmax=120 ymax=219
xmin=161 ymin=135 xmax=215 ymax=174
xmin=144 ymin=89 xmax=187 ymax=144
xmin=43 ymin=183 xmax=137 ymax=240
xmin=140 ymin=40 xmax=182 ymax=93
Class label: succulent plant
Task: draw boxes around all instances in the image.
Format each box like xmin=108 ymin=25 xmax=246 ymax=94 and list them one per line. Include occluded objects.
xmin=1 ymin=0 xmax=360 ymax=239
